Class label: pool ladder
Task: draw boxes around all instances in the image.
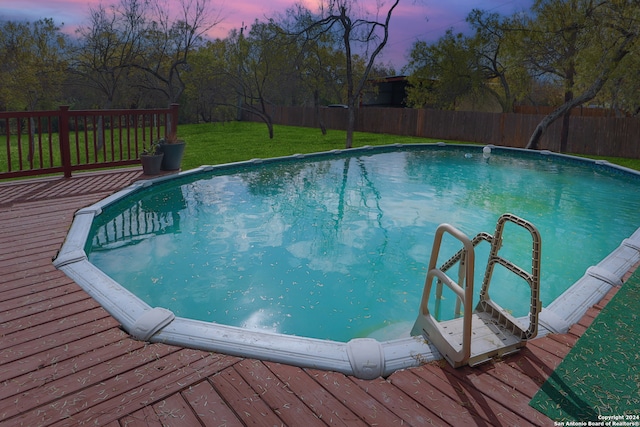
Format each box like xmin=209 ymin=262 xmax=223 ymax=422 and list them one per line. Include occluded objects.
xmin=411 ymin=213 xmax=542 ymax=368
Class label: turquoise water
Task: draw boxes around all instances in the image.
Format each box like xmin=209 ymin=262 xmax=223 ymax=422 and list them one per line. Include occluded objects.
xmin=87 ymin=146 xmax=640 ymax=342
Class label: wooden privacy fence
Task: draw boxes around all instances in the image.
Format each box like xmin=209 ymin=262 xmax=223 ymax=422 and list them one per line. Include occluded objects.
xmin=246 ymin=106 xmax=640 ymax=159
xmin=0 ymin=104 xmax=179 ymax=180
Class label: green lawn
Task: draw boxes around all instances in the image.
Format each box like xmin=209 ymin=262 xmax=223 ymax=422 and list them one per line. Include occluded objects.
xmin=573 ymin=154 xmax=640 ymax=171
xmin=177 ymin=121 xmax=466 ymax=171
xmin=2 ymin=121 xmax=640 ymax=176
xmin=178 ymin=121 xmax=640 ymax=172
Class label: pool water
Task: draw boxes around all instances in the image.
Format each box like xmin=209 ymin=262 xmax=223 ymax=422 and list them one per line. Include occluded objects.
xmin=87 ymin=146 xmax=640 ymax=342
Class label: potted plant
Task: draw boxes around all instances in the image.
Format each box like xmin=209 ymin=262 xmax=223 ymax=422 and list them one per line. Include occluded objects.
xmin=157 ymin=133 xmax=186 ymax=171
xmin=140 ymin=141 xmax=164 ymax=175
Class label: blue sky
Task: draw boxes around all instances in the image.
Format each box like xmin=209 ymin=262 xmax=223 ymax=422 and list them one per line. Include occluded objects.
xmin=1 ymin=0 xmax=533 ymax=67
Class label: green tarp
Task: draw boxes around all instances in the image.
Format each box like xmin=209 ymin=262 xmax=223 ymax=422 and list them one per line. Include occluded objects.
xmin=530 ymin=271 xmax=640 ymax=423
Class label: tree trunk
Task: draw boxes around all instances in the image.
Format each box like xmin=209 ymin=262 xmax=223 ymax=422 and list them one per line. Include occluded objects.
xmin=248 ymin=106 xmax=274 ymax=139
xmin=345 ymin=106 xmax=355 ymax=149
xmin=259 ymin=97 xmax=274 ymax=139
xmin=318 ymin=114 xmax=327 ymax=136
xmin=526 ymin=89 xmax=592 ymax=150
xmin=526 ymin=74 xmax=613 ymax=150
xmin=559 ymin=27 xmax=577 ymax=154
xmin=96 ymin=99 xmax=113 ymax=151
xmin=267 ymin=119 xmax=274 ymax=139
xmin=526 ymin=31 xmax=635 ymax=150
xmin=314 ymin=90 xmax=326 ymax=135
xmin=559 ymin=110 xmax=571 ymax=153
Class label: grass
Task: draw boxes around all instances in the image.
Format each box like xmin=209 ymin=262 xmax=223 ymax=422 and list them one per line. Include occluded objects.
xmin=2 ymin=120 xmax=640 ymax=176
xmin=177 ymin=121 xmax=466 ymax=171
xmin=178 ymin=121 xmax=640 ymax=172
xmin=572 ymin=153 xmax=640 ymax=171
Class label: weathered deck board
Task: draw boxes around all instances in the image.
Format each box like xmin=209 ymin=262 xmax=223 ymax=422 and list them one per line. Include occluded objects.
xmin=307 ymin=368 xmax=407 ymax=426
xmin=208 ymin=365 xmax=287 ymax=426
xmin=265 ymin=361 xmax=368 ymax=426
xmin=0 ymin=329 xmax=137 ymax=394
xmin=234 ymin=359 xmax=328 ymax=426
xmin=180 ymin=378 xmax=246 ymax=426
xmin=351 ymin=374 xmax=445 ymax=426
xmin=0 ymin=168 xmax=629 ymax=426
xmin=387 ymin=367 xmax=476 ymax=426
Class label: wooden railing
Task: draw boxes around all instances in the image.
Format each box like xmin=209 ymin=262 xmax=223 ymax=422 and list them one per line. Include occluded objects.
xmin=0 ymin=104 xmax=179 ymax=180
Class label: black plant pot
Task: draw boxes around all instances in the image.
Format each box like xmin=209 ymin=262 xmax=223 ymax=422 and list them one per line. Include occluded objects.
xmin=159 ymin=141 xmax=185 ymax=171
xmin=140 ymin=153 xmax=164 ymax=175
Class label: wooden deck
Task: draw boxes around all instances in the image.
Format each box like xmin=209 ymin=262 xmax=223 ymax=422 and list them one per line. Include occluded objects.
xmin=0 ymin=168 xmax=627 ymax=426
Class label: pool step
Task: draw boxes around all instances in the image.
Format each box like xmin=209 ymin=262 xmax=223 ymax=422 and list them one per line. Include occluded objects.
xmin=411 ymin=213 xmax=542 ymax=368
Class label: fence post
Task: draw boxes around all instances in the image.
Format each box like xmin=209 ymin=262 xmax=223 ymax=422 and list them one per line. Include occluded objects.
xmin=169 ymin=104 xmax=179 ymax=138
xmin=59 ymin=106 xmax=72 ymax=178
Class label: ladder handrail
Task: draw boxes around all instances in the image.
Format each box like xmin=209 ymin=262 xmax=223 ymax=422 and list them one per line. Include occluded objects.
xmin=438 ymin=232 xmax=493 ymax=274
xmin=417 ymin=223 xmax=476 ymax=364
xmin=434 ymin=232 xmax=491 ymax=320
xmin=479 ymin=213 xmax=542 ymax=339
xmin=412 ymin=213 xmax=542 ymax=368
xmin=435 ymin=214 xmax=541 ymax=339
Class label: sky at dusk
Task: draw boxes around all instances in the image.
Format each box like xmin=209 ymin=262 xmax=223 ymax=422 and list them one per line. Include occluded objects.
xmin=1 ymin=0 xmax=533 ymax=68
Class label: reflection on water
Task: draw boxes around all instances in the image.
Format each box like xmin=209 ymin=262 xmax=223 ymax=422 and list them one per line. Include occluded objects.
xmin=90 ymin=185 xmax=186 ymax=249
xmin=87 ymin=148 xmax=640 ymax=342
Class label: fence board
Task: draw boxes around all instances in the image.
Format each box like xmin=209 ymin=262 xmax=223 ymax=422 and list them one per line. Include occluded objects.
xmin=253 ymin=106 xmax=640 ymax=159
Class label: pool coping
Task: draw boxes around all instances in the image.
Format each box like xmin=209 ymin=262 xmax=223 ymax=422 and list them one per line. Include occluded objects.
xmin=53 ymin=143 xmax=640 ymax=380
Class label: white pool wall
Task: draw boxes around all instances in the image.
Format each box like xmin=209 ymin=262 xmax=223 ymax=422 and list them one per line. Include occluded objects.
xmin=54 ymin=144 xmax=640 ymax=379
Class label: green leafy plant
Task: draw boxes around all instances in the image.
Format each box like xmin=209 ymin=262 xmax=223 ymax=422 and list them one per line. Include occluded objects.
xmin=156 ymin=133 xmax=184 ymax=145
xmin=141 ymin=141 xmax=162 ymax=156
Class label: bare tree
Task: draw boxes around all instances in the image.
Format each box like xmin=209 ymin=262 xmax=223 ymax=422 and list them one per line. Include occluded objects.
xmin=209 ymin=20 xmax=303 ymax=139
xmin=73 ymin=0 xmax=146 ymax=109
xmin=133 ymin=0 xmax=221 ymax=107
xmin=295 ymin=0 xmax=400 ymax=148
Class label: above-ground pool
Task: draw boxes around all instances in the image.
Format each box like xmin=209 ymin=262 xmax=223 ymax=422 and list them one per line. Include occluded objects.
xmin=55 ymin=144 xmax=640 ymax=379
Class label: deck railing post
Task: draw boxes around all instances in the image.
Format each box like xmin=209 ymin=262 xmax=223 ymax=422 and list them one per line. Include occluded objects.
xmin=59 ymin=106 xmax=72 ymax=178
